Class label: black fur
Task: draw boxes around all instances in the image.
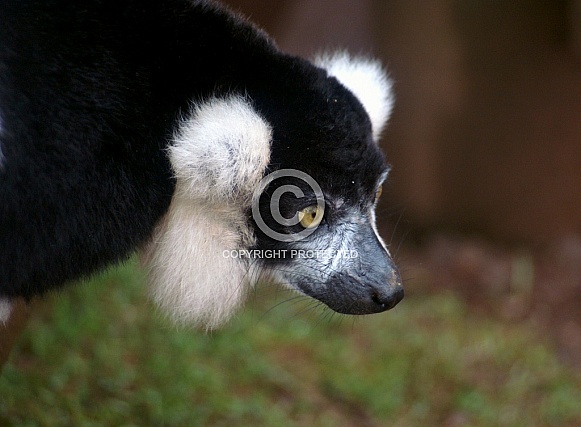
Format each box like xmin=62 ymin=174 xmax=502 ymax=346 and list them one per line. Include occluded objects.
xmin=0 ymin=0 xmax=386 ymax=299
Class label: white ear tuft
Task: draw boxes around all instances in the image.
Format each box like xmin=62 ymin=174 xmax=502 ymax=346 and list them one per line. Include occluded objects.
xmin=315 ymin=52 xmax=394 ymax=141
xmin=169 ymin=96 xmax=272 ymax=203
xmin=144 ymin=95 xmax=271 ymax=330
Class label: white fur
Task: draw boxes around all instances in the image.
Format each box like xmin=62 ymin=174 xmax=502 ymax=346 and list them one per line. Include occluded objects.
xmin=144 ymin=196 xmax=253 ymax=329
xmin=315 ymin=52 xmax=394 ymax=141
xmin=144 ymin=96 xmax=271 ymax=329
xmin=369 ymin=207 xmax=389 ymax=255
xmin=370 ymin=173 xmax=390 ymax=254
xmin=169 ymin=96 xmax=272 ymax=203
xmin=0 ymin=299 xmax=12 ymax=324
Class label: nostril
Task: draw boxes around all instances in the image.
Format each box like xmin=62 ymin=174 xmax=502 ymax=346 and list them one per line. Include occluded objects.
xmin=371 ymin=286 xmax=404 ymax=311
xmin=371 ymin=291 xmax=384 ymax=308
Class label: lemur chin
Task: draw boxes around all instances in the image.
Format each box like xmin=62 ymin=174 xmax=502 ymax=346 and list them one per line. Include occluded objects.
xmin=0 ymin=0 xmax=403 ymax=329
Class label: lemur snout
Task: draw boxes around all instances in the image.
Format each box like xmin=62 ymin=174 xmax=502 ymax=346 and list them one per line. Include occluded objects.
xmin=370 ymin=277 xmax=404 ymax=312
xmin=359 ymin=264 xmax=403 ymax=313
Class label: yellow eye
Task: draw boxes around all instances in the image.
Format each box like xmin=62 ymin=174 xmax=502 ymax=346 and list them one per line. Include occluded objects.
xmin=375 ymin=186 xmax=383 ymax=203
xmin=298 ymin=205 xmax=323 ymax=229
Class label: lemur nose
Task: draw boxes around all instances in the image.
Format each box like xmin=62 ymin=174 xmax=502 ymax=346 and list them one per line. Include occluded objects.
xmin=371 ymin=286 xmax=404 ymax=310
xmin=371 ymin=275 xmax=404 ymax=311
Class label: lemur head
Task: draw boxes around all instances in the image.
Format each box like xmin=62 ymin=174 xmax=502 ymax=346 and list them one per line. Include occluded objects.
xmin=144 ymin=52 xmax=402 ymax=329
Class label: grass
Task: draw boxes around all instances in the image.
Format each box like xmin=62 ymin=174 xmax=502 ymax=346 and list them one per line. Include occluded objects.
xmin=1 ymin=259 xmax=580 ymax=426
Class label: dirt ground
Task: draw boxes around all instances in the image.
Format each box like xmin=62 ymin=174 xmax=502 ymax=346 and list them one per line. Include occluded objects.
xmin=398 ymin=233 xmax=581 ymax=370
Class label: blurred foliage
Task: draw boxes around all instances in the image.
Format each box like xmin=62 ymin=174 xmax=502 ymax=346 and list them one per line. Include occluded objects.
xmin=1 ymin=259 xmax=580 ymax=426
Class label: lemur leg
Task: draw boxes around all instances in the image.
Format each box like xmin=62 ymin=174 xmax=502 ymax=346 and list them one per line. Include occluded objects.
xmin=0 ymin=299 xmax=30 ymax=371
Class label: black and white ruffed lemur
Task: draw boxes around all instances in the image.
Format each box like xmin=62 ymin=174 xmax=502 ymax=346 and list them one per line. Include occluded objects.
xmin=0 ymin=0 xmax=403 ymax=328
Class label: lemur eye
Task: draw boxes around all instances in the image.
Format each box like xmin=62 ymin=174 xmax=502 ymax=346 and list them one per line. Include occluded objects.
xmin=298 ymin=205 xmax=323 ymax=229
xmin=375 ymin=186 xmax=383 ymax=203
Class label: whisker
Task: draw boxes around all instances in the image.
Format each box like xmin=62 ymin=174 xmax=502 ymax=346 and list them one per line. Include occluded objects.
xmin=393 ymin=226 xmax=411 ymax=261
xmin=388 ymin=206 xmax=407 ymax=248
xmin=292 ymin=299 xmax=326 ymax=321
xmin=258 ymin=294 xmax=309 ymax=319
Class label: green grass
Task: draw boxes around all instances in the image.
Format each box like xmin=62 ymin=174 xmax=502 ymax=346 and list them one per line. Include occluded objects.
xmin=1 ymin=259 xmax=580 ymax=426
